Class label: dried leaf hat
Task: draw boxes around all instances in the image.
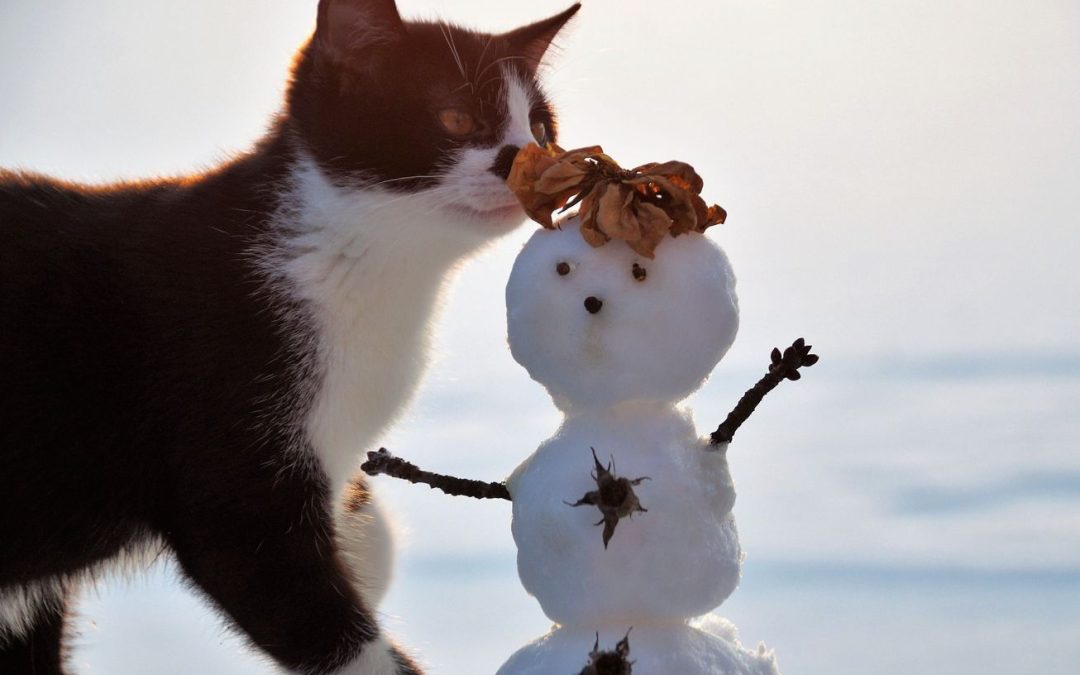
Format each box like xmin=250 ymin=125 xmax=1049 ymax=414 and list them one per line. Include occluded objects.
xmin=507 ymin=143 xmax=727 ymax=258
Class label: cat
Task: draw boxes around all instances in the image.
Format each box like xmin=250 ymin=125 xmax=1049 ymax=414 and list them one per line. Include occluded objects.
xmin=0 ymin=0 xmax=579 ymax=673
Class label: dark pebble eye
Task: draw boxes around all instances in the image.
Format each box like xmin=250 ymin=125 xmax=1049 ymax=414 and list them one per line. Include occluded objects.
xmin=556 ymin=261 xmax=571 ymax=276
xmin=632 ymin=263 xmax=647 ymax=282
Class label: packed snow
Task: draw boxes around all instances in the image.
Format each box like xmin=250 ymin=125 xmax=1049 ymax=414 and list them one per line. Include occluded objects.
xmin=500 ymin=223 xmax=775 ymax=673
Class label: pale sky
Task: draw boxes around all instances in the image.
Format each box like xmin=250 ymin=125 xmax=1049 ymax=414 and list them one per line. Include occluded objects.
xmin=3 ymin=0 xmax=1078 ymax=360
xmin=2 ymin=1 xmax=1079 ymax=674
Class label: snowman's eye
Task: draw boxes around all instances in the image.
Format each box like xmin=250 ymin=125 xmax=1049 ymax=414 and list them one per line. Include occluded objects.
xmin=556 ymin=261 xmax=571 ymax=276
xmin=632 ymin=263 xmax=647 ymax=282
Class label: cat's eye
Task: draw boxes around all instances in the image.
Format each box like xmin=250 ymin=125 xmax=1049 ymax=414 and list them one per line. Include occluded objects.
xmin=556 ymin=261 xmax=571 ymax=276
xmin=531 ymin=120 xmax=549 ymax=146
xmin=632 ymin=263 xmax=647 ymax=282
xmin=439 ymin=108 xmax=476 ymax=137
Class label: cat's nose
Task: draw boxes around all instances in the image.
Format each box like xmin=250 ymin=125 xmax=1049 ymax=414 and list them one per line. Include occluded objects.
xmin=489 ymin=145 xmax=521 ymax=180
xmin=584 ymin=296 xmax=603 ymax=314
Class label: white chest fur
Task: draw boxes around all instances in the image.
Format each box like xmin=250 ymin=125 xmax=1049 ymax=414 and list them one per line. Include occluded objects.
xmin=274 ymin=157 xmax=499 ymax=495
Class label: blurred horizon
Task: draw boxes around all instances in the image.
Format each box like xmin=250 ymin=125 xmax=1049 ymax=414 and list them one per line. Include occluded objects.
xmin=2 ymin=0 xmax=1078 ymax=673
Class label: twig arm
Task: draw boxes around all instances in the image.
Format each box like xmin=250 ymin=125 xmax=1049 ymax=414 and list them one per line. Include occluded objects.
xmin=361 ymin=448 xmax=512 ymax=501
xmin=710 ymin=338 xmax=819 ymax=446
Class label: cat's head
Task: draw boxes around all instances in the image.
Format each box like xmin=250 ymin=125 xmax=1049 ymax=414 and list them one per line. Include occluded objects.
xmin=285 ymin=0 xmax=580 ymax=235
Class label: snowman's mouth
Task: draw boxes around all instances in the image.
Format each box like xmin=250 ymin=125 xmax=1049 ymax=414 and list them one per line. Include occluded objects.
xmin=584 ymin=316 xmax=605 ymax=360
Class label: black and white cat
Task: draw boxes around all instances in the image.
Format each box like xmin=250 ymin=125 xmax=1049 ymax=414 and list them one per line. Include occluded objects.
xmin=0 ymin=1 xmax=579 ymax=673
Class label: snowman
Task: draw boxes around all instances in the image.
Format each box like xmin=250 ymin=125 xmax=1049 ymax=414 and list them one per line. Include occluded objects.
xmin=362 ymin=148 xmax=816 ymax=674
xmin=492 ymin=217 xmax=778 ymax=675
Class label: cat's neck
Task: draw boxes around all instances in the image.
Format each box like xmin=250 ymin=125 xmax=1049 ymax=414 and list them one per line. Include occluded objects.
xmin=273 ymin=151 xmax=490 ymax=292
xmin=272 ymin=151 xmax=496 ymax=493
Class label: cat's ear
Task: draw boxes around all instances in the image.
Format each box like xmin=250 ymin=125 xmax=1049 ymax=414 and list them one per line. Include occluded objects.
xmin=501 ymin=3 xmax=582 ymax=70
xmin=315 ymin=0 xmax=405 ymax=63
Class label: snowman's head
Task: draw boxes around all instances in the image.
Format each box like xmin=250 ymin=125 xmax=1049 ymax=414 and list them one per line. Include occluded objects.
xmin=506 ymin=220 xmax=739 ymax=411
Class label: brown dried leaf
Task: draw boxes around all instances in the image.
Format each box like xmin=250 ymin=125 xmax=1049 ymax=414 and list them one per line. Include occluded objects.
xmin=508 ymin=143 xmax=604 ymax=229
xmin=580 ymin=220 xmax=609 ymax=248
xmin=507 ymin=144 xmax=560 ymax=228
xmin=506 ymin=143 xmax=727 ymax=254
xmin=705 ymin=203 xmax=728 ymax=226
xmin=578 ymin=185 xmax=601 ymax=229
xmin=535 ymin=161 xmax=587 ymax=195
xmin=623 ymin=202 xmax=667 ymax=258
xmin=648 ymin=176 xmax=699 ymax=236
xmin=577 ymin=186 xmax=607 ymax=247
xmin=596 ymin=184 xmax=640 ymax=242
xmin=691 ymin=195 xmax=709 ymax=236
xmin=663 ymin=161 xmax=705 ymax=194
xmin=635 ymin=201 xmax=671 ymax=236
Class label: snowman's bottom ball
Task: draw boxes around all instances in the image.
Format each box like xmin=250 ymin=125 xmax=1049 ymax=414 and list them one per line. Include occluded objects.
xmin=496 ymin=618 xmax=780 ymax=675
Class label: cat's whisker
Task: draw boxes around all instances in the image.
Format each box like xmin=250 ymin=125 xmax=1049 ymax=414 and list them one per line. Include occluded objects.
xmin=473 ymin=36 xmax=495 ymax=86
xmin=475 ymin=55 xmax=528 ymax=86
xmin=439 ymin=24 xmax=469 ymax=88
xmin=473 ymin=36 xmax=497 ymax=110
xmin=361 ymin=175 xmax=444 ymax=188
xmin=479 ymin=75 xmax=509 ymax=93
xmin=349 ymin=186 xmax=461 ymax=216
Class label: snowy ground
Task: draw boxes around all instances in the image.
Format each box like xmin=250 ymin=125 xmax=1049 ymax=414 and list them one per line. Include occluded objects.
xmin=67 ymin=358 xmax=1080 ymax=674
xmin=69 ymin=552 xmax=1080 ymax=675
xmin=4 ymin=0 xmax=1079 ymax=673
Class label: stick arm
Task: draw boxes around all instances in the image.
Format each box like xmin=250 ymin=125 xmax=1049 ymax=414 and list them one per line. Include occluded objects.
xmin=709 ymin=338 xmax=819 ymax=446
xmin=361 ymin=448 xmax=512 ymax=501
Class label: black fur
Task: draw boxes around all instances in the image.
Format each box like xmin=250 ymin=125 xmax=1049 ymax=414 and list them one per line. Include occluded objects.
xmin=0 ymin=603 xmax=67 ymax=675
xmin=490 ymin=144 xmax=523 ymax=180
xmin=291 ymin=3 xmax=570 ymax=189
xmin=0 ymin=1 xmax=579 ymax=673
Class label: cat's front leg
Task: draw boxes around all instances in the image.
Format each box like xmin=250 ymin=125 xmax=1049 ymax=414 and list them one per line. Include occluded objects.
xmin=336 ymin=475 xmax=396 ymax=610
xmin=168 ymin=461 xmax=421 ymax=675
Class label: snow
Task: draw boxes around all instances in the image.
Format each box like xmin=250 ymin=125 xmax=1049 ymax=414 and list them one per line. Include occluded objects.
xmin=505 ymin=225 xmax=739 ymax=411
xmin=496 ymin=618 xmax=779 ymax=675
xmin=508 ymin=405 xmax=740 ymax=626
xmin=501 ymin=224 xmax=763 ymax=672
xmin=7 ymin=1 xmax=1080 ymax=671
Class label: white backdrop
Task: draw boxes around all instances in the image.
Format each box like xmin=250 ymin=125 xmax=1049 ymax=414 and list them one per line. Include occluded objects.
xmin=2 ymin=1 xmax=1079 ymax=673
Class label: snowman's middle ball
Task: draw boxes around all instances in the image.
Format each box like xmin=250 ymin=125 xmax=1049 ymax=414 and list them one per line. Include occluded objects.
xmin=506 ymin=221 xmax=740 ymax=411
